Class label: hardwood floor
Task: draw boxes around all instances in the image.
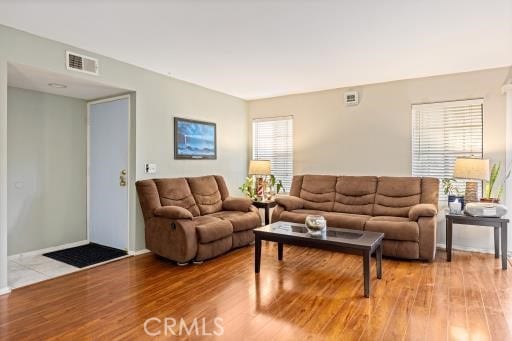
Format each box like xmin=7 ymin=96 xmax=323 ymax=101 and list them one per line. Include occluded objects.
xmin=1 ymin=243 xmax=511 ymax=340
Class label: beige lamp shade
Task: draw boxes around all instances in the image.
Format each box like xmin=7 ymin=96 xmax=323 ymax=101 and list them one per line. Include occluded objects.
xmin=453 ymin=158 xmax=490 ymax=181
xmin=249 ymin=160 xmax=271 ymax=175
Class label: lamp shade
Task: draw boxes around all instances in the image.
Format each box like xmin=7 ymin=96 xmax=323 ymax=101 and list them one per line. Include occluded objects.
xmin=249 ymin=160 xmax=271 ymax=175
xmin=453 ymin=158 xmax=490 ymax=181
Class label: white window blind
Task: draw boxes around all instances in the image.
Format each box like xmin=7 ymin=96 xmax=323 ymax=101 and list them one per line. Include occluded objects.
xmin=252 ymin=116 xmax=293 ymax=192
xmin=412 ymin=99 xmax=483 ymax=200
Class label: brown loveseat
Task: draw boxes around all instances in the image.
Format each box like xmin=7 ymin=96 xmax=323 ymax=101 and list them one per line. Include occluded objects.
xmin=273 ymin=175 xmax=439 ymax=261
xmin=136 ymin=175 xmax=261 ymax=264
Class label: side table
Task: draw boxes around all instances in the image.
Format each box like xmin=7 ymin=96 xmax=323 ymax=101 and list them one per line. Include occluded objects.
xmin=252 ymin=200 xmax=277 ymax=225
xmin=446 ymin=214 xmax=508 ymax=269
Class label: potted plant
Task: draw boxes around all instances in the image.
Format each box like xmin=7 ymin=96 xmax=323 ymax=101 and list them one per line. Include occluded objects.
xmin=239 ymin=174 xmax=284 ymax=201
xmin=267 ymin=174 xmax=284 ymax=199
xmin=442 ymin=178 xmax=465 ymax=209
xmin=239 ymin=176 xmax=257 ymax=200
xmin=482 ymin=161 xmax=510 ymax=203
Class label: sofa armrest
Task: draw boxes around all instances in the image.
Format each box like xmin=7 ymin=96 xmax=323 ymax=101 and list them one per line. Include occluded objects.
xmin=275 ymin=196 xmax=304 ymax=211
xmin=154 ymin=206 xmax=193 ymax=220
xmin=409 ymin=204 xmax=437 ymax=221
xmin=222 ymin=197 xmax=252 ymax=212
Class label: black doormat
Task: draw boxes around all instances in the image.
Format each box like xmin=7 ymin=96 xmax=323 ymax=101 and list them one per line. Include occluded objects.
xmin=43 ymin=243 xmax=127 ymax=268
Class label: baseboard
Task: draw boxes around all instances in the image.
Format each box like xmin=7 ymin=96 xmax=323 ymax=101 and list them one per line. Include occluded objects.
xmin=437 ymin=243 xmax=512 ymax=257
xmin=129 ymin=249 xmax=151 ymax=256
xmin=0 ymin=287 xmax=11 ymax=296
xmin=8 ymin=240 xmax=89 ymax=261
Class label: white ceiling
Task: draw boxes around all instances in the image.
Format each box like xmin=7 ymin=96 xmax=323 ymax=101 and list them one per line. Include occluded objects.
xmin=8 ymin=63 xmax=128 ymax=100
xmin=1 ymin=0 xmax=511 ymax=100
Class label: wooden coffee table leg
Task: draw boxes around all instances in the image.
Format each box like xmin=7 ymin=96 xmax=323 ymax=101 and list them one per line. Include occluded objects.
xmin=278 ymin=242 xmax=283 ymax=260
xmin=255 ymin=236 xmax=262 ymax=273
xmin=376 ymin=244 xmax=382 ymax=279
xmin=363 ymin=251 xmax=370 ymax=298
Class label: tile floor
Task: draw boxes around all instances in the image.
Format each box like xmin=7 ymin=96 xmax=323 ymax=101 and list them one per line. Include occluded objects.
xmin=8 ymin=255 xmax=79 ymax=289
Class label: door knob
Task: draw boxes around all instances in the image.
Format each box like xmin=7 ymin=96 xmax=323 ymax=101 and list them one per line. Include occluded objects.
xmin=120 ymin=169 xmax=127 ymax=187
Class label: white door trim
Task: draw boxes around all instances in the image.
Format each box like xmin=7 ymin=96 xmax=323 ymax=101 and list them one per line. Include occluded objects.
xmin=86 ymin=95 xmax=132 ymax=252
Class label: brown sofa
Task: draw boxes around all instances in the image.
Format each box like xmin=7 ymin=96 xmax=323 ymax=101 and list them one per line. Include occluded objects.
xmin=272 ymin=175 xmax=439 ymax=261
xmin=136 ymin=175 xmax=261 ymax=263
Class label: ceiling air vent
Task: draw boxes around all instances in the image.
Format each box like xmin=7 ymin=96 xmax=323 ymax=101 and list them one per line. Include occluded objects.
xmin=66 ymin=51 xmax=99 ymax=75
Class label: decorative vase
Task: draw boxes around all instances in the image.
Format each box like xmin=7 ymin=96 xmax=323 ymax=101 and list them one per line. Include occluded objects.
xmin=448 ymin=195 xmax=465 ymax=210
xmin=305 ymin=215 xmax=327 ymax=237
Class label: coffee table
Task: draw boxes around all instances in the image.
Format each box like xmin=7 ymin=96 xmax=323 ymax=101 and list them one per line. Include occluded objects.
xmin=253 ymin=221 xmax=384 ymax=297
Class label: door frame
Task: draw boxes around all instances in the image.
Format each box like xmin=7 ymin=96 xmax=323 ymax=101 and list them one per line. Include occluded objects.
xmin=86 ymin=94 xmax=131 ymax=251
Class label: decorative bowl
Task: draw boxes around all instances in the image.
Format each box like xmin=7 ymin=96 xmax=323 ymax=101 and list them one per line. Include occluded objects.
xmin=305 ymin=215 xmax=327 ymax=236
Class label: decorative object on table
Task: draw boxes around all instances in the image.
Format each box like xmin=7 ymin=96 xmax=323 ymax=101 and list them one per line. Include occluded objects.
xmin=481 ymin=161 xmax=511 ymax=203
xmin=453 ymin=157 xmax=490 ymax=203
xmin=464 ymin=202 xmax=508 ymax=218
xmin=266 ymin=174 xmax=284 ymax=200
xmin=248 ymin=160 xmax=271 ymax=200
xmin=442 ymin=178 xmax=465 ymax=210
xmin=174 ymin=117 xmax=216 ymax=159
xmin=304 ymin=215 xmax=327 ymax=236
xmin=448 ymin=199 xmax=462 ymax=215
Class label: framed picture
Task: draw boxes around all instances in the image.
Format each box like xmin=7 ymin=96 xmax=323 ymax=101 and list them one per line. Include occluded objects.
xmin=174 ymin=117 xmax=217 ymax=159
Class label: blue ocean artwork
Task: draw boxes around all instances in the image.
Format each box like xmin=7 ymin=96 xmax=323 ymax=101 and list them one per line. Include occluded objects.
xmin=176 ymin=120 xmax=216 ymax=157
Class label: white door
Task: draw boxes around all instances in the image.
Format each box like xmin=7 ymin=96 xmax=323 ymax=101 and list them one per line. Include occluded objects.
xmin=88 ymin=96 xmax=129 ymax=250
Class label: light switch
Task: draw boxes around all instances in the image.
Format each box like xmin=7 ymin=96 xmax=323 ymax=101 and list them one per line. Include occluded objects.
xmin=145 ymin=163 xmax=157 ymax=174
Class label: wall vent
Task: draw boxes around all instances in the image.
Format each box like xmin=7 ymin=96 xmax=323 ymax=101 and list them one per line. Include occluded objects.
xmin=66 ymin=51 xmax=99 ymax=75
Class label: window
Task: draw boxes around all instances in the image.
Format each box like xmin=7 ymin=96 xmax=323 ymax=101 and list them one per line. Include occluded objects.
xmin=252 ymin=116 xmax=293 ymax=192
xmin=412 ymin=99 xmax=483 ymax=200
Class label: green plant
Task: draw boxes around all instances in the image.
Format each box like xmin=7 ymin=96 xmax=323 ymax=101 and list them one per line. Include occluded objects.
xmin=239 ymin=175 xmax=285 ymax=200
xmin=239 ymin=176 xmax=257 ymax=200
xmin=442 ymin=178 xmax=461 ymax=196
xmin=269 ymin=174 xmax=285 ymax=194
xmin=484 ymin=161 xmax=511 ymax=200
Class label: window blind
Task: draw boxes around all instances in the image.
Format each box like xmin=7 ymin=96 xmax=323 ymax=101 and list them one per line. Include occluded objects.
xmin=252 ymin=116 xmax=293 ymax=192
xmin=412 ymin=99 xmax=483 ymax=200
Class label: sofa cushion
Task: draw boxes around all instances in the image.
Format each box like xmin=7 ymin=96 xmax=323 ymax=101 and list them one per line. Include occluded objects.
xmin=222 ymin=197 xmax=252 ymax=212
xmin=187 ymin=176 xmax=223 ymax=215
xmin=209 ymin=211 xmax=260 ymax=232
xmin=365 ymin=216 xmax=419 ymax=242
xmin=373 ymin=177 xmax=421 ymax=217
xmin=275 ymin=196 xmax=304 ymax=211
xmin=195 ymin=219 xmax=233 ymax=243
xmin=192 ymin=215 xmax=221 ymax=225
xmin=299 ymin=175 xmax=337 ymax=211
xmin=280 ymin=209 xmax=326 ymax=224
xmin=279 ymin=209 xmax=370 ymax=230
xmin=333 ymin=176 xmax=377 ymax=215
xmin=154 ymin=178 xmax=200 ymax=216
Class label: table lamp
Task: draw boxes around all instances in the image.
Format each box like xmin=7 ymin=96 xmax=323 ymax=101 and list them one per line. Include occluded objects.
xmin=453 ymin=158 xmax=490 ymax=203
xmin=249 ymin=160 xmax=271 ymax=200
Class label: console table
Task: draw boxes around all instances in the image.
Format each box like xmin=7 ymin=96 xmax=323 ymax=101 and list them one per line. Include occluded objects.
xmin=446 ymin=214 xmax=509 ymax=269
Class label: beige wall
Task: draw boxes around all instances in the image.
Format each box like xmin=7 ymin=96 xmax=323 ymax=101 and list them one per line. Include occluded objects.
xmin=249 ymin=66 xmax=511 ymax=252
xmin=7 ymin=87 xmax=87 ymax=255
xmin=0 ymin=25 xmax=248 ymax=289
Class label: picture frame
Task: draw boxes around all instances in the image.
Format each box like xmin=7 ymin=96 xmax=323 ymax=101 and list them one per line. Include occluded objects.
xmin=174 ymin=117 xmax=217 ymax=160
